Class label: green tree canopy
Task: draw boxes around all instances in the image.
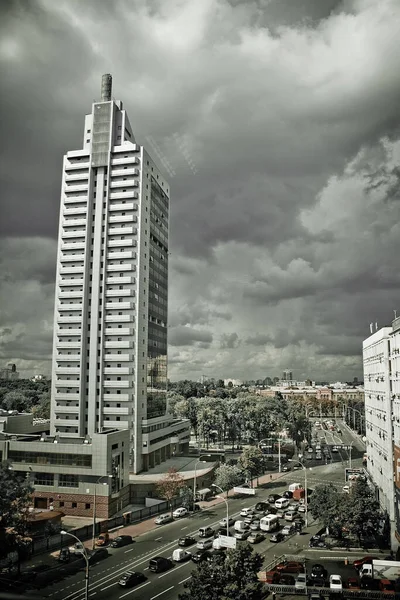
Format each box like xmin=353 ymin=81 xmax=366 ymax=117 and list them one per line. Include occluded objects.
xmin=238 ymin=446 xmax=266 ymax=485
xmin=343 ymin=479 xmax=381 ymax=542
xmin=214 ymin=463 xmax=244 ymax=496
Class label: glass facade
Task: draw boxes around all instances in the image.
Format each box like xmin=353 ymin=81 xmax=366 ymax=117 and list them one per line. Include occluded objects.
xmin=9 ymin=450 xmax=92 ymax=467
xmin=147 ymin=177 xmax=168 ymax=419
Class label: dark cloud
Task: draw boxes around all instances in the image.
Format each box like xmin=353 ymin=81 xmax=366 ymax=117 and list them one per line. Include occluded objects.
xmin=1 ymin=0 xmax=400 ymax=380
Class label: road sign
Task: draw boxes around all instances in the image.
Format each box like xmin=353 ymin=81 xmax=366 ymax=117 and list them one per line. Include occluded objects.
xmin=219 ymin=535 xmax=237 ymax=549
xmin=233 ymin=486 xmax=256 ymax=495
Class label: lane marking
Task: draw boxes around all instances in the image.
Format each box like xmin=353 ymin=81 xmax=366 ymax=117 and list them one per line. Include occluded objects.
xmin=155 ymin=537 xmax=163 ymax=541
xmin=181 ymin=526 xmax=188 ymax=530
xmin=124 ymin=548 xmax=135 ymax=553
xmin=100 ymin=581 xmax=118 ymax=591
xmin=150 ymin=586 xmax=174 ymax=600
xmin=178 ymin=576 xmax=191 ymax=585
xmin=119 ymin=581 xmax=151 ymax=598
xmin=158 ymin=563 xmax=187 ymax=579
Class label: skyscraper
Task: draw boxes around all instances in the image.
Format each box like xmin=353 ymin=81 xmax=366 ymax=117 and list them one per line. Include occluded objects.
xmin=50 ymin=75 xmax=188 ymax=473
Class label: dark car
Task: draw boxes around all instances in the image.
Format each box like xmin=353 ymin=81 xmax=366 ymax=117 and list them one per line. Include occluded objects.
xmin=191 ymin=549 xmax=212 ymax=563
xmin=347 ymin=577 xmax=360 ymax=590
xmin=149 ymin=556 xmax=173 ymax=573
xmin=310 ymin=564 xmax=328 ymax=579
xmin=283 ymin=490 xmax=293 ymax=499
xmin=255 ymin=501 xmax=269 ymax=512
xmin=268 ymin=494 xmax=281 ymax=503
xmin=58 ymin=548 xmax=71 ymax=562
xmin=279 ymin=574 xmax=296 ymax=585
xmin=282 ymin=465 xmax=290 ymax=472
xmin=207 ymin=549 xmax=226 ymax=563
xmin=178 ymin=535 xmax=196 ymax=547
xmin=310 ymin=576 xmax=326 ymax=588
xmin=360 ymin=576 xmax=379 ymax=590
xmin=86 ymin=548 xmax=109 ymax=565
xmin=111 ymin=535 xmax=133 ymax=548
xmin=118 ymin=571 xmax=147 ymax=587
xmin=270 ymin=532 xmax=284 ymax=543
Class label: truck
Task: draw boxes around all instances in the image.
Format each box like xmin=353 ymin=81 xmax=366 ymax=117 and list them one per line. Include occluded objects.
xmin=360 ymin=560 xmax=400 ymax=581
xmin=293 ymin=488 xmax=305 ymax=501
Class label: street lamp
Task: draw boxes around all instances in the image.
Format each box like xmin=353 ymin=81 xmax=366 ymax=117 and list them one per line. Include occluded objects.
xmin=212 ymin=484 xmax=229 ymax=536
xmin=259 ymin=435 xmax=282 ymax=472
xmin=289 ymin=456 xmax=309 ymax=527
xmin=61 ymin=530 xmax=89 ymax=600
xmin=92 ymin=475 xmax=113 ymax=550
xmin=193 ymin=455 xmax=211 ymax=506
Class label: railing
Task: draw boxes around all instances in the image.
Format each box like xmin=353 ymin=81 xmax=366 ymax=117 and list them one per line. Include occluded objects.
xmin=266 ymin=584 xmax=397 ymax=599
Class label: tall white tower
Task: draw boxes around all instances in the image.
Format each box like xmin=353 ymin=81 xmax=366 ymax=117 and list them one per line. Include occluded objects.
xmin=51 ymin=75 xmax=170 ymax=473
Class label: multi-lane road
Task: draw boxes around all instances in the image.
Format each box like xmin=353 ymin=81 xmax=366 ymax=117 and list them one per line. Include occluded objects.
xmin=30 ymin=421 xmax=364 ymax=600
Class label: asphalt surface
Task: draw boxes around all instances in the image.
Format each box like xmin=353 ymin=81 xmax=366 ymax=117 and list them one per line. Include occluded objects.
xmin=19 ymin=419 xmax=372 ymax=600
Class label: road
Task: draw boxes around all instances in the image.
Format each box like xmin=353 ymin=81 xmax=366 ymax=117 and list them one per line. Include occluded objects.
xmin=30 ymin=420 xmax=367 ymax=600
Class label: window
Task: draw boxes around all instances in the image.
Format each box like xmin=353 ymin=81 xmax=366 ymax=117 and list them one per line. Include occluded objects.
xmin=72 ymin=502 xmax=77 ymax=508
xmin=34 ymin=472 xmax=54 ymax=486
xmin=60 ymin=501 xmax=65 ymax=507
xmin=85 ymin=503 xmax=91 ymax=510
xmin=59 ymin=474 xmax=80 ymax=487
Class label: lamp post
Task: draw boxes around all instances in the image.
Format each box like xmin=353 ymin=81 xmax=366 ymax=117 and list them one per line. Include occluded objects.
xmin=289 ymin=456 xmax=308 ymax=527
xmin=259 ymin=435 xmax=282 ymax=472
xmin=212 ymin=484 xmax=229 ymax=536
xmin=92 ymin=475 xmax=112 ymax=550
xmin=61 ymin=530 xmax=89 ymax=600
xmin=193 ymin=455 xmax=211 ymax=507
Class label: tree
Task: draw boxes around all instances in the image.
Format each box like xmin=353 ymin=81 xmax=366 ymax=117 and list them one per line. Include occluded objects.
xmin=179 ymin=544 xmax=263 ymax=600
xmin=155 ymin=468 xmax=185 ymax=515
xmin=287 ymin=414 xmax=312 ymax=449
xmin=2 ymin=391 xmax=29 ymax=412
xmin=343 ymin=479 xmax=381 ymax=544
xmin=214 ymin=464 xmax=244 ymax=496
xmin=308 ymin=483 xmax=344 ymax=537
xmin=32 ymin=392 xmax=51 ymax=419
xmin=238 ymin=446 xmax=266 ymax=486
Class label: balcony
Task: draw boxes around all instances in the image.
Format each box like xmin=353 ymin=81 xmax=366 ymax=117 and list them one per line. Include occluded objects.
xmin=56 ymin=367 xmax=81 ymax=375
xmin=105 ymin=289 xmax=134 ymax=298
xmin=104 ymin=367 xmax=132 ymax=375
xmin=56 ymin=354 xmax=81 ymax=360
xmin=55 ymin=380 xmax=80 ymax=388
xmin=54 ymin=404 xmax=80 ymax=414
xmin=103 ymin=419 xmax=129 ymax=428
xmin=103 ymin=407 xmax=131 ymax=416
xmin=108 ymin=215 xmax=136 ymax=224
xmin=61 ymin=230 xmax=86 ymax=239
xmin=106 ymin=264 xmax=134 ymax=272
xmin=64 ymin=195 xmax=87 ymax=204
xmin=60 ymin=266 xmax=84 ymax=275
xmin=106 ymin=276 xmax=135 ymax=285
xmin=105 ymin=302 xmax=134 ymax=310
xmin=103 ymin=393 xmax=130 ymax=401
xmin=58 ymin=278 xmax=84 ymax=287
xmin=65 ymin=172 xmax=89 ymax=182
xmin=54 ymin=418 xmax=80 ymax=427
xmin=58 ymin=303 xmax=83 ymax=311
xmin=63 ymin=206 xmax=87 ymax=216
xmin=63 ymin=218 xmax=87 ymax=227
xmin=57 ymin=328 xmax=82 ymax=336
xmin=57 ymin=316 xmax=82 ymax=324
xmin=107 ymin=239 xmax=136 ymax=249
xmin=111 ymin=168 xmax=139 ymax=177
xmin=103 ymin=354 xmax=131 ymax=361
xmin=59 ymin=291 xmax=83 ymax=298
xmin=108 ymin=202 xmax=137 ymax=212
xmin=105 ymin=315 xmax=133 ymax=323
xmin=107 ymin=251 xmax=136 ymax=260
xmin=104 ymin=328 xmax=133 ymax=336
xmin=107 ymin=226 xmax=134 ymax=235
xmin=111 ymin=156 xmax=139 ymax=166
xmin=65 ymin=160 xmax=90 ymax=170
xmin=103 ymin=380 xmax=130 ymax=388
xmin=61 ymin=241 xmax=86 ymax=251
xmin=110 ymin=179 xmax=138 ymax=189
xmin=64 ymin=183 xmax=88 ymax=193
xmin=109 ymin=191 xmax=139 ymax=201
xmin=104 ymin=341 xmax=133 ymax=349
xmin=60 ymin=254 xmax=86 ymax=263
xmin=56 ymin=392 xmax=80 ymax=401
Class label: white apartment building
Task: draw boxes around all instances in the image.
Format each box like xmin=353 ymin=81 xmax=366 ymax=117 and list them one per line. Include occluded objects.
xmin=389 ymin=316 xmax=400 ymax=544
xmin=363 ymin=327 xmax=395 ymax=544
xmin=50 ymin=74 xmax=189 ymax=474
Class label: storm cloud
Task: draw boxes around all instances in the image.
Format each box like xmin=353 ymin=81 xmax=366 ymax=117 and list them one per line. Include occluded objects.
xmin=1 ymin=0 xmax=400 ymax=380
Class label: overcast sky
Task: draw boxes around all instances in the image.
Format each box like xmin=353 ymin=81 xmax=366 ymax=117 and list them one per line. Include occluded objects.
xmin=1 ymin=0 xmax=400 ymax=382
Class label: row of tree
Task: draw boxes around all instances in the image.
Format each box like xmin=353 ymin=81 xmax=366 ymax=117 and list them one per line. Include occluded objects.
xmin=308 ymin=479 xmax=381 ymax=543
xmin=0 ymin=379 xmax=51 ymax=419
xmin=168 ymin=391 xmax=312 ymax=449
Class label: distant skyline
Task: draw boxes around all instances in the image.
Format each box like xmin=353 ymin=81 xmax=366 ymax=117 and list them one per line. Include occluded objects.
xmin=1 ymin=0 xmax=400 ymax=381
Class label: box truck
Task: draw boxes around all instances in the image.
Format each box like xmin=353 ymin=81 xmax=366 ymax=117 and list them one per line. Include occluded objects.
xmin=360 ymin=560 xmax=400 ymax=581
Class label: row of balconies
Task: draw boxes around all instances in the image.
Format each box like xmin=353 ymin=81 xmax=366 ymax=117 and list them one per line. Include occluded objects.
xmin=111 ymin=168 xmax=138 ymax=177
xmin=107 ymin=238 xmax=136 ymax=248
xmin=109 ymin=190 xmax=138 ymax=201
xmin=63 ymin=205 xmax=87 ymax=216
xmin=111 ymin=156 xmax=139 ymax=166
xmin=61 ymin=229 xmax=86 ymax=239
xmin=57 ymin=316 xmax=82 ymax=324
xmin=64 ymin=195 xmax=87 ymax=204
xmin=58 ymin=303 xmax=82 ymax=311
xmin=61 ymin=241 xmax=85 ymax=251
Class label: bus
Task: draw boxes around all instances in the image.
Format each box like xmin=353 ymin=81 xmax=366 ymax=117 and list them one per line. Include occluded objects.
xmin=260 ymin=514 xmax=279 ymax=532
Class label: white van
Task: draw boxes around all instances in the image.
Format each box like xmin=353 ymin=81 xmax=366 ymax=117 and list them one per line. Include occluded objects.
xmin=260 ymin=514 xmax=279 ymax=532
xmin=275 ymin=497 xmax=290 ymax=509
xmin=288 ymin=483 xmax=303 ymax=492
xmin=234 ymin=520 xmax=248 ymax=532
xmin=172 ymin=548 xmax=191 ymax=562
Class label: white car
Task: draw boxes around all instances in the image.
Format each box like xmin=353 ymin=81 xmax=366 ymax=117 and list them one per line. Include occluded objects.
xmin=196 ymin=538 xmax=213 ymax=550
xmin=343 ymin=485 xmax=350 ymax=494
xmin=240 ymin=507 xmax=254 ymax=517
xmin=154 ymin=514 xmax=173 ymax=525
xmin=173 ymin=507 xmax=188 ymax=518
xmin=295 ymin=573 xmax=307 ymax=591
xmin=330 ymin=575 xmax=343 ymax=590
xmin=281 ymin=524 xmax=295 ymax=536
xmin=307 ymin=447 xmax=313 ymax=454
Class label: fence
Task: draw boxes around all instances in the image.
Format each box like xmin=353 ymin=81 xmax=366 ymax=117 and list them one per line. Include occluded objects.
xmin=267 ymin=584 xmax=398 ymax=599
xmin=29 ymin=496 xmax=182 ymax=557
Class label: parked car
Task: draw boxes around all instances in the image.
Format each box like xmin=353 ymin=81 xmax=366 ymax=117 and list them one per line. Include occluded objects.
xmin=360 ymin=577 xmax=379 ymax=590
xmin=234 ymin=529 xmax=251 ymax=541
xmin=379 ymin=579 xmax=395 ymax=594
xmin=263 ymin=571 xmax=281 ymax=584
xmin=270 ymin=532 xmax=284 ymax=543
xmin=353 ymin=556 xmax=378 ymax=571
xmin=310 ymin=564 xmax=328 ymax=580
xmin=295 ymin=573 xmax=308 ymax=592
xmin=279 ymin=574 xmax=296 ymax=585
xmin=179 ymin=535 xmax=196 ymax=547
xmin=196 ymin=538 xmax=213 ymax=550
xmin=111 ymin=535 xmax=133 ymax=548
xmin=173 ymin=507 xmax=188 ymax=518
xmin=96 ymin=532 xmax=110 ymax=546
xmin=219 ymin=517 xmax=235 ymax=528
xmin=275 ymin=561 xmax=305 ymax=574
xmin=87 ymin=548 xmax=109 ymax=565
xmin=58 ymin=548 xmax=71 ymax=563
xmin=154 ymin=514 xmax=173 ymax=525
xmin=191 ymin=549 xmax=212 ymax=563
xmin=347 ymin=577 xmax=360 ymax=590
xmin=310 ymin=576 xmax=326 ymax=588
xmin=118 ymin=571 xmax=147 ymax=587
xmin=149 ymin=556 xmax=173 ymax=573
xmin=329 ymin=575 xmax=342 ymax=591
xmin=248 ymin=532 xmax=265 ymax=544
xmin=281 ymin=524 xmax=295 ymax=536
